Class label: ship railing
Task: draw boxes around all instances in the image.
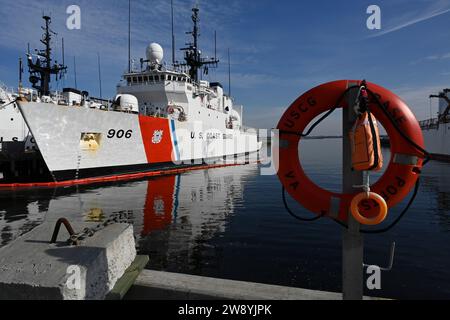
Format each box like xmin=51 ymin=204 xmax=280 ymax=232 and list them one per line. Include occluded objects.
xmin=0 ymin=83 xmax=16 ymax=101
xmin=90 ymin=97 xmax=113 ymax=106
xmin=0 ymin=82 xmax=13 ymax=92
xmin=52 ymin=92 xmax=66 ymax=102
xmin=420 ymin=118 xmax=439 ymax=130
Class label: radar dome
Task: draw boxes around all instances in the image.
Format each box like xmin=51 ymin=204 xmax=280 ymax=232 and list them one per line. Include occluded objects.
xmin=146 ymin=43 xmax=164 ymax=64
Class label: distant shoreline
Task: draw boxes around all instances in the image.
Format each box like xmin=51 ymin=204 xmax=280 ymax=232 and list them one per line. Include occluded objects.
xmin=261 ymin=135 xmax=390 ymax=141
xmin=260 ymin=136 xmax=343 ymax=142
xmin=261 ymin=135 xmax=391 ymax=146
xmin=302 ymin=136 xmax=342 ymax=140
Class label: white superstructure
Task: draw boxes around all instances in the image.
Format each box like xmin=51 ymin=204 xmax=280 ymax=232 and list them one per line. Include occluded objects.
xmin=421 ymin=89 xmax=450 ymax=161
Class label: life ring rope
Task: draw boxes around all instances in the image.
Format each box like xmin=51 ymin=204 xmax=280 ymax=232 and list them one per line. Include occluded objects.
xmin=279 ymin=85 xmax=360 ymax=138
xmin=366 ymin=88 xmax=430 ymax=165
xmin=282 ymin=187 xmax=324 ymax=222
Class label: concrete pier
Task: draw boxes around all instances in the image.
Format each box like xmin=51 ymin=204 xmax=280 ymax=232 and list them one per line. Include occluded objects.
xmin=0 ymin=222 xmax=136 ymax=300
xmin=126 ymin=270 xmax=383 ymax=300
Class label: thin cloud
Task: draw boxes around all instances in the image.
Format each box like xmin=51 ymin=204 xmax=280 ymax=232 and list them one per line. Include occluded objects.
xmin=368 ymin=5 xmax=450 ymax=38
xmin=411 ymin=51 xmax=450 ymax=65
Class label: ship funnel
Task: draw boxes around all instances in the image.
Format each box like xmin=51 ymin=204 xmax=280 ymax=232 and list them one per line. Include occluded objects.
xmin=146 ymin=43 xmax=164 ymax=64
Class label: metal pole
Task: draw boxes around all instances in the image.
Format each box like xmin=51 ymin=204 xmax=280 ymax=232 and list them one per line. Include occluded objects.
xmin=342 ymin=81 xmax=364 ymax=300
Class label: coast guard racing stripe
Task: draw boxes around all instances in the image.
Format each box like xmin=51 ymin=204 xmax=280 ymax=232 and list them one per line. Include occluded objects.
xmin=142 ymin=175 xmax=177 ymax=236
xmin=170 ymin=119 xmax=181 ymax=162
xmin=139 ymin=115 xmax=173 ymax=164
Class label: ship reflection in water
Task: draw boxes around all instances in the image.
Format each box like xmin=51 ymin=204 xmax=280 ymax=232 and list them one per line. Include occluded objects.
xmin=421 ymin=161 xmax=450 ymax=227
xmin=0 ymin=140 xmax=450 ymax=299
xmin=0 ymin=189 xmax=51 ymax=246
xmin=0 ymin=164 xmax=258 ymax=271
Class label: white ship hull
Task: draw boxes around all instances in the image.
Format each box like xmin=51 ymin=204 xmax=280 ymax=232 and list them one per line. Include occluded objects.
xmin=0 ymin=88 xmax=43 ymax=182
xmin=0 ymin=103 xmax=37 ymax=155
xmin=17 ymin=101 xmax=260 ymax=182
xmin=422 ymin=125 xmax=450 ymax=160
xmin=0 ymin=85 xmax=29 ymax=144
xmin=0 ymin=101 xmax=28 ymax=144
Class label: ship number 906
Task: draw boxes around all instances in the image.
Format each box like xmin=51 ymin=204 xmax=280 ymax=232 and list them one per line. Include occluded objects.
xmin=107 ymin=129 xmax=133 ymax=139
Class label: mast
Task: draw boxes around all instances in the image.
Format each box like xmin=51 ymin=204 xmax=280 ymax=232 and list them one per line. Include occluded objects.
xmin=73 ymin=56 xmax=78 ymax=89
xmin=174 ymin=7 xmax=219 ymax=83
xmin=18 ymin=57 xmax=23 ymax=94
xmin=26 ymin=15 xmax=67 ymax=96
xmin=128 ymin=0 xmax=131 ymax=73
xmin=62 ymin=38 xmax=65 ymax=71
xmin=171 ymin=0 xmax=175 ymax=66
xmin=228 ymin=48 xmax=231 ymax=96
xmin=97 ymin=53 xmax=102 ymax=99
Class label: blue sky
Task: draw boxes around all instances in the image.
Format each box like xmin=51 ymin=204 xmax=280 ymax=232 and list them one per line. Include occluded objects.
xmin=1 ymin=0 xmax=450 ymax=134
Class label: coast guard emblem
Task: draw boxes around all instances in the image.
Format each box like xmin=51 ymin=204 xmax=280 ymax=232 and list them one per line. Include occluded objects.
xmin=153 ymin=197 xmax=165 ymax=216
xmin=152 ymin=130 xmax=163 ymax=144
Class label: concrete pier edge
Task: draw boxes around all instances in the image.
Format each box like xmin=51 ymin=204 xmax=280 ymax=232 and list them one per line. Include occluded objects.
xmin=107 ymin=255 xmax=149 ymax=300
xmin=126 ymin=270 xmax=385 ymax=300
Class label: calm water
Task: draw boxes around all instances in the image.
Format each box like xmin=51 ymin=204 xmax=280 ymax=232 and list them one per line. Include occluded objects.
xmin=0 ymin=139 xmax=449 ymax=299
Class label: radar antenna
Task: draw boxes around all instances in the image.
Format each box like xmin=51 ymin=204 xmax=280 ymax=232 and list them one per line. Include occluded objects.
xmin=174 ymin=7 xmax=219 ymax=83
xmin=27 ymin=15 xmax=67 ymax=96
xmin=430 ymin=91 xmax=450 ymax=122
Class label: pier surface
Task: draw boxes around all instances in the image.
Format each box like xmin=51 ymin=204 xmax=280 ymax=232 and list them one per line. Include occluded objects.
xmin=126 ymin=270 xmax=382 ymax=300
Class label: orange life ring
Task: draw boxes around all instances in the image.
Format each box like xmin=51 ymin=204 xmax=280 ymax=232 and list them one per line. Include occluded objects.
xmin=350 ymin=192 xmax=388 ymax=225
xmin=276 ymin=80 xmax=425 ymax=223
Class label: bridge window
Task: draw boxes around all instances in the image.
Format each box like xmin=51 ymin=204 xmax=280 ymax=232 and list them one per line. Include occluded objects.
xmin=149 ymin=76 xmax=154 ymax=82
xmin=161 ymin=75 xmax=166 ymax=81
xmin=138 ymin=76 xmax=143 ymax=83
xmin=133 ymin=77 xmax=137 ymax=83
xmin=155 ymin=76 xmax=159 ymax=82
xmin=143 ymin=76 xmax=148 ymax=82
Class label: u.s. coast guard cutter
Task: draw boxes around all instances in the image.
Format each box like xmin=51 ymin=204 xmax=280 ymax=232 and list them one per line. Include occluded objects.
xmin=14 ymin=8 xmax=261 ymax=183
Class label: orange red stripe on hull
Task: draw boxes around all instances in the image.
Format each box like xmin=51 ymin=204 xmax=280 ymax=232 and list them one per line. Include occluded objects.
xmin=0 ymin=162 xmax=257 ymax=190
